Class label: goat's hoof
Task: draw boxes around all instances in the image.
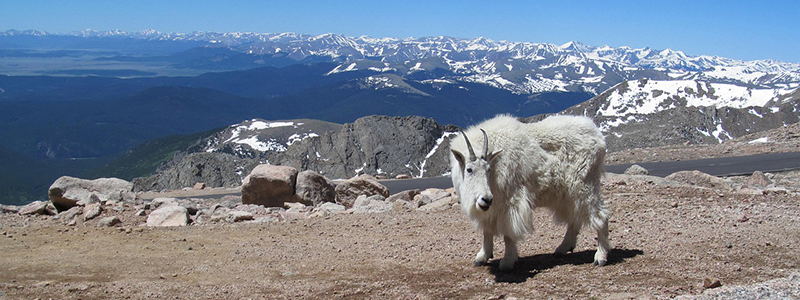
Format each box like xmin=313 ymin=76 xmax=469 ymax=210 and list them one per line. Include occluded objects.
xmin=553 ymin=248 xmax=574 ymax=258
xmin=593 ymin=259 xmax=607 ymax=266
xmin=473 ymin=260 xmax=489 ymax=266
xmin=499 ymin=259 xmax=515 ymax=271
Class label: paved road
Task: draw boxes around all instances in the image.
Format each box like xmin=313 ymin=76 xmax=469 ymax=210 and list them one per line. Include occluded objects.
xmin=381 ymin=152 xmax=800 ymax=193
xmin=604 ymin=151 xmax=800 ymax=177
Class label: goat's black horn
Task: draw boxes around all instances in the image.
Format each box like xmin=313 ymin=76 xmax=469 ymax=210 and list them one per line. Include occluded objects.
xmin=460 ymin=130 xmax=477 ymax=161
xmin=480 ymin=129 xmax=489 ymax=159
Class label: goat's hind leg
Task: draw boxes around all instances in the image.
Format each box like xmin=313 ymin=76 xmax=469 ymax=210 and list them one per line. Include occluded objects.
xmin=554 ymin=221 xmax=580 ymax=256
xmin=591 ymin=205 xmax=611 ymax=266
xmin=474 ymin=230 xmax=493 ymax=266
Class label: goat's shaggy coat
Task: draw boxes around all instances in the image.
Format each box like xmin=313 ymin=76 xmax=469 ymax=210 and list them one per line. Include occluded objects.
xmin=449 ymin=114 xmax=610 ymax=270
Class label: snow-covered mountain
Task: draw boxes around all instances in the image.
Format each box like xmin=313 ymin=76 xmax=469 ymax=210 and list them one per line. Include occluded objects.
xmin=4 ymin=29 xmax=798 ymax=97
xmin=560 ymin=78 xmax=800 ymax=151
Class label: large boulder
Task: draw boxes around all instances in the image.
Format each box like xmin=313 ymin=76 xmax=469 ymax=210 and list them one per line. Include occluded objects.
xmin=334 ymin=174 xmax=390 ymax=208
xmin=241 ymin=165 xmax=299 ymax=207
xmin=48 ymin=176 xmax=135 ymax=212
xmin=295 ymin=170 xmax=336 ymax=206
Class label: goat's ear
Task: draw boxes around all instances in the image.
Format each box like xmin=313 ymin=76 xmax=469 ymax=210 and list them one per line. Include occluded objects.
xmin=451 ymin=150 xmax=466 ymax=171
xmin=488 ymin=149 xmax=503 ymax=163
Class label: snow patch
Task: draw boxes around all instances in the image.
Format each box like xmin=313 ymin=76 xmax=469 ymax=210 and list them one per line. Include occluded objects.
xmin=748 ymin=137 xmax=770 ymax=144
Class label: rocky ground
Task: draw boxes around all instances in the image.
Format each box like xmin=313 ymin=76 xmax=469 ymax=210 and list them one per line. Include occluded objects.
xmin=2 ymin=129 xmax=800 ymax=299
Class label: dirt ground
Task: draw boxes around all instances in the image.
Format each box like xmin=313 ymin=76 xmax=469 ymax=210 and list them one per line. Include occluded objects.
xmin=3 ymin=124 xmax=800 ymax=299
xmin=2 ymin=171 xmax=800 ymax=299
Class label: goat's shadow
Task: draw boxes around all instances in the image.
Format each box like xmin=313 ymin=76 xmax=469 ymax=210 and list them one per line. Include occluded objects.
xmin=486 ymin=248 xmax=644 ymax=283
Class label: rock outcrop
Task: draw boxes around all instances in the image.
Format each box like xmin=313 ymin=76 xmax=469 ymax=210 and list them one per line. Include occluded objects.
xmin=132 ymin=115 xmax=458 ymax=191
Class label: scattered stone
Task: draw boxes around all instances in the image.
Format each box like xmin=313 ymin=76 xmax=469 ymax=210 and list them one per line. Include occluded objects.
xmin=48 ymin=176 xmax=135 ymax=212
xmin=703 ymin=278 xmax=722 ymax=289
xmin=279 ymin=210 xmax=308 ymax=221
xmin=295 ymin=170 xmax=336 ymax=206
xmin=135 ymin=210 xmax=147 ymax=216
xmin=83 ymin=203 xmax=103 ymax=221
xmin=58 ymin=206 xmax=83 ymax=225
xmin=395 ymin=174 xmax=411 ymax=179
xmin=417 ymin=197 xmax=456 ymax=211
xmin=283 ymin=202 xmax=306 ymax=210
xmin=1 ymin=204 xmax=20 ymax=214
xmin=241 ymin=165 xmax=299 ymax=207
xmin=414 ymin=188 xmax=451 ymax=207
xmin=151 ymin=197 xmax=179 ymax=208
xmin=310 ymin=202 xmax=347 ymax=218
xmin=624 ymin=164 xmax=649 ymax=175
xmin=193 ymin=182 xmax=206 ymax=190
xmin=19 ymin=201 xmax=55 ymax=216
xmin=391 ymin=200 xmax=417 ymax=212
xmin=334 ymin=174 xmax=390 ymax=208
xmin=353 ymin=195 xmax=374 ymax=207
xmin=748 ymin=171 xmax=772 ymax=187
xmin=96 ymin=216 xmax=121 ymax=227
xmin=147 ymin=206 xmax=190 ymax=227
xmin=665 ymin=170 xmax=733 ymax=191
xmin=387 ymin=189 xmax=420 ymax=202
xmin=227 ymin=211 xmax=255 ymax=222
xmin=351 ymin=195 xmax=392 ymax=214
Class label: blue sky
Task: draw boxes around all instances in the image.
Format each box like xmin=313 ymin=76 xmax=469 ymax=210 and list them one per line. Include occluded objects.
xmin=2 ymin=0 xmax=798 ymax=62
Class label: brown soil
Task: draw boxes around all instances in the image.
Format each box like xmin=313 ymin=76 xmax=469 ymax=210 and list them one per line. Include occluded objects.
xmin=2 ymin=173 xmax=799 ymax=299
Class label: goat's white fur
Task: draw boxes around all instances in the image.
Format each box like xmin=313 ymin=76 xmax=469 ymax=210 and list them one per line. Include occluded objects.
xmin=450 ymin=114 xmax=610 ymax=270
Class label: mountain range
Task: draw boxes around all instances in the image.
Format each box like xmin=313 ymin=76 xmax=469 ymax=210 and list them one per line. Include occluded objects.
xmin=1 ymin=29 xmax=799 ymax=205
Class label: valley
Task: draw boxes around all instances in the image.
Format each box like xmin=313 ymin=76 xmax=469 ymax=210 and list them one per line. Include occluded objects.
xmin=0 ymin=29 xmax=799 ymax=205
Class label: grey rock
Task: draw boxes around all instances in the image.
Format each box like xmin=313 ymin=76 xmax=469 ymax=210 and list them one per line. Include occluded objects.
xmin=624 ymin=164 xmax=649 ymax=175
xmin=391 ymin=200 xmax=417 ymax=212
xmin=83 ymin=203 xmax=103 ymax=221
xmin=151 ymin=197 xmax=179 ymax=208
xmin=295 ymin=170 xmax=336 ymax=206
xmin=241 ymin=164 xmax=299 ymax=207
xmin=58 ymin=206 xmax=83 ymax=224
xmin=386 ymin=189 xmax=420 ymax=202
xmin=1 ymin=205 xmax=20 ymax=214
xmin=665 ymin=170 xmax=733 ymax=191
xmin=147 ymin=206 xmax=189 ymax=227
xmin=310 ymin=202 xmax=346 ymax=218
xmin=334 ymin=174 xmax=389 ymax=208
xmin=49 ymin=176 xmax=135 ymax=212
xmin=417 ymin=197 xmax=457 ymax=211
xmin=19 ymin=201 xmax=55 ymax=216
xmin=748 ymin=171 xmax=772 ymax=187
xmin=227 ymin=211 xmax=255 ymax=222
xmin=351 ymin=195 xmax=391 ymax=214
xmin=415 ymin=188 xmax=451 ymax=207
xmin=97 ymin=216 xmax=122 ymax=227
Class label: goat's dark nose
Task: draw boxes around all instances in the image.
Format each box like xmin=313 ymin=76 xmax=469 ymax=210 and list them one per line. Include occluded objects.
xmin=481 ymin=196 xmax=492 ymax=205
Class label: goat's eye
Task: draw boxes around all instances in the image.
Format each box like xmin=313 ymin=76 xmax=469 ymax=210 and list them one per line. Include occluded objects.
xmin=466 ymin=168 xmax=473 ymax=174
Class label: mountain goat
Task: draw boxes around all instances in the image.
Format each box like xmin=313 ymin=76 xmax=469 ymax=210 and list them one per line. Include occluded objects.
xmin=449 ymin=114 xmax=609 ymax=270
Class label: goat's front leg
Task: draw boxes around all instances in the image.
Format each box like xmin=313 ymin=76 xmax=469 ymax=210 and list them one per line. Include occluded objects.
xmin=474 ymin=230 xmax=493 ymax=266
xmin=499 ymin=235 xmax=518 ymax=270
